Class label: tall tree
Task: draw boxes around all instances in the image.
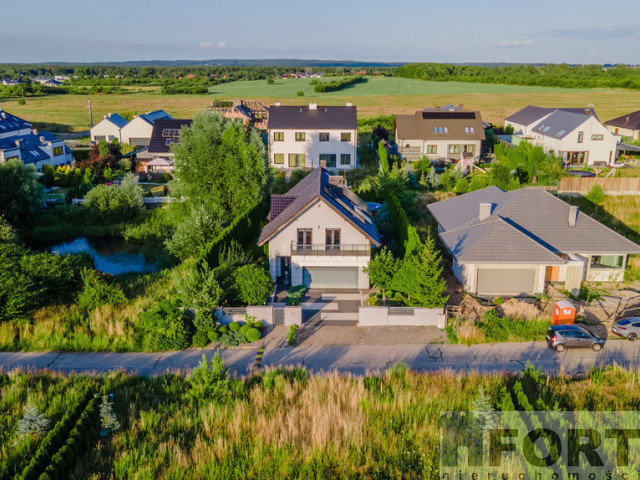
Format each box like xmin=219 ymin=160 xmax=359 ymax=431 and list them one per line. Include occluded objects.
xmin=0 ymin=159 xmax=42 ymax=228
xmin=364 ymin=247 xmax=400 ymax=302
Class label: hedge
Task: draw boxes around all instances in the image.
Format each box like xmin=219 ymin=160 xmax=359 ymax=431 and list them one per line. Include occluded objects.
xmin=199 ymin=200 xmax=269 ymax=269
xmin=378 ymin=140 xmax=389 ymax=173
xmin=385 ymin=192 xmax=422 ymax=258
xmin=313 ymin=76 xmax=365 ymax=93
xmin=15 ymin=389 xmax=98 ymax=480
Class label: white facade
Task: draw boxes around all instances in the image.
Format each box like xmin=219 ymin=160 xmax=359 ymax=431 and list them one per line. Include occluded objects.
xmin=269 ymin=129 xmax=357 ymax=170
xmin=90 ymin=116 xmax=124 ymax=143
xmin=267 ymin=199 xmax=372 ymax=289
xmin=0 ymin=138 xmax=72 ymax=171
xmin=605 ymin=124 xmax=639 ymax=141
xmin=120 ymin=116 xmax=154 ymax=146
xmin=398 ymin=138 xmax=482 ymax=162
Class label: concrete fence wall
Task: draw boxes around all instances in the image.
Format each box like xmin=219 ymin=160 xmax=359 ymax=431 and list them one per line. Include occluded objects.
xmin=358 ymin=306 xmax=445 ymax=328
xmin=216 ymin=306 xmax=274 ymax=326
xmin=558 ymin=177 xmax=640 ymax=195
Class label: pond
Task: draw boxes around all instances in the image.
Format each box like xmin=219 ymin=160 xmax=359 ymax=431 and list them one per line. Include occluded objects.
xmin=49 ymin=237 xmax=159 ymax=276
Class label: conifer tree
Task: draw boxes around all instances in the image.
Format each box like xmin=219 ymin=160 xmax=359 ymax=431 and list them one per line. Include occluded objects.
xmin=16 ymin=401 xmax=50 ymax=437
xmin=100 ymin=395 xmax=121 ymax=433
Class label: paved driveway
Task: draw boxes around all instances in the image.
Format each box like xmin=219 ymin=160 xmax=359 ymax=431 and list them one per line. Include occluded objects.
xmin=1 ymin=339 xmax=640 ymax=377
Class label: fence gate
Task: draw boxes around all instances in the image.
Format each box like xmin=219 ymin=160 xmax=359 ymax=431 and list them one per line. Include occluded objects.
xmin=273 ymin=308 xmax=285 ymax=326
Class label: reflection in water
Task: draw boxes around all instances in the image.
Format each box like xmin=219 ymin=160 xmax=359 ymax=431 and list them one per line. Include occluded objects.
xmin=49 ymin=237 xmax=158 ymax=276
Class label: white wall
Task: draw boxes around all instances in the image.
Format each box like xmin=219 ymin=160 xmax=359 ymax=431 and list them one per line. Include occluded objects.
xmin=358 ymin=306 xmax=445 ymax=328
xmin=0 ymin=127 xmax=30 ymax=140
xmin=120 ymin=116 xmax=154 ymax=145
xmin=268 ymin=128 xmax=357 ymax=170
xmin=606 ymin=124 xmax=639 ymax=140
xmin=398 ymin=138 xmax=482 ymax=161
xmin=90 ymin=118 xmax=123 ymax=142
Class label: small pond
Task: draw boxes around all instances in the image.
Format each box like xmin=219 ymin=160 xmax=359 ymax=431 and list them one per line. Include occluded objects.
xmin=49 ymin=237 xmax=159 ymax=276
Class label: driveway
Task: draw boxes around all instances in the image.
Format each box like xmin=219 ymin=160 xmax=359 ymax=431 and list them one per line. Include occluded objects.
xmin=2 ymin=339 xmax=640 ymax=377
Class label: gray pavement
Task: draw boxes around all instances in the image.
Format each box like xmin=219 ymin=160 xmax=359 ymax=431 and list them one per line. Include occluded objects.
xmin=2 ymin=339 xmax=640 ymax=377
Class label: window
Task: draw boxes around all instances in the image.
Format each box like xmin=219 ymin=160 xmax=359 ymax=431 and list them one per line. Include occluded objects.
xmin=448 ymin=145 xmax=460 ymax=154
xmin=108 ymin=135 xmax=115 ymax=141
xmin=53 ymin=146 xmax=63 ymax=156
xmin=427 ymin=145 xmax=437 ymax=154
xmin=433 ymin=127 xmax=448 ymax=134
xmin=443 ymin=127 xmax=448 ymax=133
xmin=325 ymin=229 xmax=341 ymax=250
xmin=273 ymin=132 xmax=284 ymax=141
xmin=463 ymin=145 xmax=474 ymax=153
xmin=295 ymin=132 xmax=306 ymax=141
xmin=319 ymin=132 xmax=329 ymax=142
xmin=591 ymin=134 xmax=604 ymax=141
xmin=464 ymin=127 xmax=475 ymax=133
xmin=557 ymin=130 xmax=566 ymax=137
xmin=340 ymin=153 xmax=351 ymax=165
xmin=340 ymin=132 xmax=351 ymax=142
xmin=273 ymin=153 xmax=284 ymax=165
xmin=297 ymin=228 xmax=312 ymax=246
xmin=577 ymin=131 xmax=584 ymax=143
xmin=288 ymin=153 xmax=305 ymax=167
xmin=591 ymin=255 xmax=624 ymax=269
xmin=319 ymin=154 xmax=336 ymax=168
xmin=165 ymin=139 xmax=172 ymax=146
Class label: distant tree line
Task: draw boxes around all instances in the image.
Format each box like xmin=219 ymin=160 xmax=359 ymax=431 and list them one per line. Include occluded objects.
xmin=394 ymin=63 xmax=640 ymax=89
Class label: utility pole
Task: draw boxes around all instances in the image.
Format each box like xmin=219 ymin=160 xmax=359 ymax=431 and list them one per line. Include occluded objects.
xmin=87 ymin=99 xmax=93 ymax=128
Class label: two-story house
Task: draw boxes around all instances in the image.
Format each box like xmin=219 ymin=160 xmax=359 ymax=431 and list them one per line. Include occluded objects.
xmin=604 ymin=110 xmax=640 ymax=141
xmin=395 ymin=106 xmax=486 ymax=163
xmin=120 ymin=110 xmax=173 ymax=146
xmin=258 ymin=166 xmax=380 ymax=290
xmin=0 ymin=108 xmax=72 ymax=170
xmin=267 ymin=102 xmax=357 ymax=171
xmin=505 ymin=105 xmax=617 ymax=165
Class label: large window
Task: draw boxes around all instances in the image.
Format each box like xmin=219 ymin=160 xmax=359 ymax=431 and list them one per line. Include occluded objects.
xmin=340 ymin=154 xmax=351 ymax=165
xmin=325 ymin=229 xmax=341 ymax=251
xmin=427 ymin=145 xmax=437 ymax=154
xmin=53 ymin=146 xmax=63 ymax=156
xmin=273 ymin=153 xmax=284 ymax=165
xmin=340 ymin=132 xmax=351 ymax=142
xmin=448 ymin=145 xmax=460 ymax=154
xmin=319 ymin=154 xmax=336 ymax=168
xmin=288 ymin=154 xmax=305 ymax=167
xmin=297 ymin=228 xmax=312 ymax=246
xmin=591 ymin=134 xmax=604 ymax=141
xmin=319 ymin=132 xmax=330 ymax=142
xmin=273 ymin=132 xmax=284 ymax=141
xmin=433 ymin=127 xmax=449 ymax=133
xmin=591 ymin=255 xmax=624 ymax=269
xmin=295 ymin=132 xmax=306 ymax=142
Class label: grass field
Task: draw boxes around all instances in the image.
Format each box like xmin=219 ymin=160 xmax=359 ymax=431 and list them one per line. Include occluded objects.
xmin=3 ymin=76 xmax=640 ymax=131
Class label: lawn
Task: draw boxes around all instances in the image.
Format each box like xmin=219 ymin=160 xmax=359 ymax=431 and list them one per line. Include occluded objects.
xmin=4 ymin=77 xmax=640 ymax=131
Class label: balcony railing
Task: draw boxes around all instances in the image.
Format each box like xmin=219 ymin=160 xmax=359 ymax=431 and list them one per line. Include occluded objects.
xmin=291 ymin=242 xmax=370 ymax=257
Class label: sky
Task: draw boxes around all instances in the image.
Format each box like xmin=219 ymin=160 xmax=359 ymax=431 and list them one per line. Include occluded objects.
xmin=2 ymin=0 xmax=640 ymax=64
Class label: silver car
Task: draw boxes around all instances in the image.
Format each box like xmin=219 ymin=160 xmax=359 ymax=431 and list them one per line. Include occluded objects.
xmin=612 ymin=318 xmax=640 ymax=341
xmin=546 ymin=324 xmax=604 ymax=352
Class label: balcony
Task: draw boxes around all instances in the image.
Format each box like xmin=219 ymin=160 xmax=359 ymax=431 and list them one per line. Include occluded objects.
xmin=291 ymin=242 xmax=370 ymax=257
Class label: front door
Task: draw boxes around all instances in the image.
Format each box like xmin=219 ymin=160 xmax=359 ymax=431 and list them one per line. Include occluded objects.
xmin=280 ymin=256 xmax=291 ymax=286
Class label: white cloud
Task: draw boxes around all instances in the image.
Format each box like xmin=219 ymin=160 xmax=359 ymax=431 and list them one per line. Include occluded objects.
xmin=217 ymin=41 xmax=226 ymax=49
xmin=199 ymin=42 xmax=214 ymax=49
xmin=500 ymin=39 xmax=533 ymax=47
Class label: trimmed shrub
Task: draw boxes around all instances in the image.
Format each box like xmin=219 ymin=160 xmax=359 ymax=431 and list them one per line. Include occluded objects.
xmin=218 ymin=325 xmax=228 ymax=335
xmin=245 ymin=327 xmax=261 ymax=343
xmin=138 ymin=300 xmax=191 ymax=351
xmin=228 ymin=322 xmax=241 ymax=332
xmin=385 ymin=193 xmax=423 ymax=257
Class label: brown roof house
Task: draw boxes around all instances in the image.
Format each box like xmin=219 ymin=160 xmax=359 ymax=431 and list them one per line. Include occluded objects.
xmin=258 ymin=166 xmax=380 ymax=289
xmin=605 ymin=110 xmax=640 ymax=141
xmin=395 ymin=106 xmax=485 ymax=163
xmin=428 ymin=186 xmax=640 ymax=297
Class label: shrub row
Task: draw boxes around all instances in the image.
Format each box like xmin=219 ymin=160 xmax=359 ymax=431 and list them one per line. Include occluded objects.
xmin=385 ymin=193 xmax=422 ymax=257
xmin=15 ymin=388 xmax=93 ymax=480
xmin=313 ymin=76 xmax=365 ymax=93
xmin=378 ymin=141 xmax=389 ymax=173
xmin=200 ymin=200 xmax=269 ymax=269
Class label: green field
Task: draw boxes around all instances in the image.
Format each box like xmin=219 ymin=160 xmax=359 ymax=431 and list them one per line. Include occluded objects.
xmin=208 ymin=75 xmax=592 ymax=98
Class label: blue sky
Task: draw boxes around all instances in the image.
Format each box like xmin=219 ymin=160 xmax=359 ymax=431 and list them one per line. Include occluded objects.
xmin=1 ymin=0 xmax=640 ymax=64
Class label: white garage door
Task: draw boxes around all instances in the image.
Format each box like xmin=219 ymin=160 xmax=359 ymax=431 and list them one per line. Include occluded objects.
xmin=476 ymin=268 xmax=535 ymax=296
xmin=302 ymin=267 xmax=358 ymax=289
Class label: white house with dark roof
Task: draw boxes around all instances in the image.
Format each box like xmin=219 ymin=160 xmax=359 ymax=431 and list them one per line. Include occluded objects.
xmin=395 ymin=106 xmax=486 ymax=162
xmin=267 ymin=102 xmax=357 ymax=170
xmin=120 ymin=110 xmax=173 ymax=146
xmin=604 ymin=110 xmax=640 ymax=141
xmin=142 ymin=118 xmax=192 ymax=173
xmin=505 ymin=105 xmax=617 ymax=165
xmin=90 ymin=113 xmax=129 ymax=143
xmin=428 ymin=186 xmax=640 ymax=297
xmin=258 ymin=166 xmax=380 ymax=290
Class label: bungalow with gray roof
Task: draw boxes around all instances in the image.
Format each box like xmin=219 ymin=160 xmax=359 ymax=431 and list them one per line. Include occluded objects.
xmin=428 ymin=186 xmax=640 ymax=297
xmin=90 ymin=113 xmax=129 ymax=144
xmin=604 ymin=110 xmax=640 ymax=141
xmin=258 ymin=166 xmax=380 ymax=289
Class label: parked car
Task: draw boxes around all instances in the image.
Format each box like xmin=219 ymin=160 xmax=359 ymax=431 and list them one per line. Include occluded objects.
xmin=612 ymin=317 xmax=640 ymax=341
xmin=545 ymin=324 xmax=605 ymax=352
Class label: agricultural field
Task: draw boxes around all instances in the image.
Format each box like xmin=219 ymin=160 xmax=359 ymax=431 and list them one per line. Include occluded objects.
xmin=3 ymin=363 xmax=640 ymax=479
xmin=3 ymin=76 xmax=640 ymax=131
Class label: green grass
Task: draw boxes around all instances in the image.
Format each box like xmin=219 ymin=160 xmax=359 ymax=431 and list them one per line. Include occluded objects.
xmin=208 ymin=76 xmax=593 ymax=98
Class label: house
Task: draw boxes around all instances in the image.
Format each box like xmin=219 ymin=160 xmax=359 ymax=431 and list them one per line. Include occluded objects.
xmin=120 ymin=110 xmax=173 ymax=146
xmin=505 ymin=106 xmax=617 ymax=165
xmin=42 ymin=79 xmax=62 ymax=87
xmin=143 ymin=118 xmax=192 ymax=173
xmin=604 ymin=110 xmax=640 ymax=141
xmin=258 ymin=166 xmax=380 ymax=289
xmin=208 ymin=99 xmax=269 ymax=129
xmin=395 ymin=106 xmax=485 ymax=163
xmin=427 ymin=186 xmax=640 ymax=297
xmin=0 ymin=108 xmax=72 ymax=171
xmin=267 ymin=102 xmax=358 ymax=171
xmin=90 ymin=113 xmax=129 ymax=143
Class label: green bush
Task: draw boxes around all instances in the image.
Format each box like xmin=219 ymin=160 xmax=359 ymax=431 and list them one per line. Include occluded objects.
xmin=245 ymin=327 xmax=261 ymax=343
xmin=191 ymin=330 xmax=210 ymax=348
xmin=585 ymin=184 xmax=606 ymax=205
xmin=287 ymin=325 xmax=298 ymax=346
xmin=385 ymin=193 xmax=423 ymax=257
xmin=138 ymin=300 xmax=191 ymax=351
xmin=233 ymin=264 xmax=273 ymax=305
xmin=76 ymin=268 xmax=127 ymax=311
xmin=218 ymin=325 xmax=228 ymax=335
xmin=228 ymin=322 xmax=241 ymax=332
xmin=314 ymin=75 xmax=365 ymax=92
xmin=84 ymin=173 xmax=144 ymax=222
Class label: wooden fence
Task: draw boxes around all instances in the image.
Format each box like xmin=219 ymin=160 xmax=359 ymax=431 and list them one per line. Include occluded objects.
xmin=557 ymin=177 xmax=640 ymax=195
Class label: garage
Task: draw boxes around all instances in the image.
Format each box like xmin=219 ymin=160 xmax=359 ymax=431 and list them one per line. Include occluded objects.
xmin=128 ymin=137 xmax=150 ymax=146
xmin=302 ymin=267 xmax=358 ymax=289
xmin=476 ymin=268 xmax=535 ymax=296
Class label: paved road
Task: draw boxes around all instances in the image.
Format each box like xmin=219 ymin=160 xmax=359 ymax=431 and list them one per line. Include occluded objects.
xmin=2 ymin=340 xmax=640 ymax=377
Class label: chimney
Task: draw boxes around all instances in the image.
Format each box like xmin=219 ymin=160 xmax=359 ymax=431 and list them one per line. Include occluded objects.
xmin=33 ymin=128 xmax=38 ymax=135
xmin=569 ymin=205 xmax=579 ymax=226
xmin=346 ymin=102 xmax=352 ymax=107
xmin=309 ymin=102 xmax=318 ymax=110
xmin=320 ymin=160 xmax=327 ymax=169
xmin=479 ymin=203 xmax=493 ymax=221
xmin=274 ymin=101 xmax=280 ymax=106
